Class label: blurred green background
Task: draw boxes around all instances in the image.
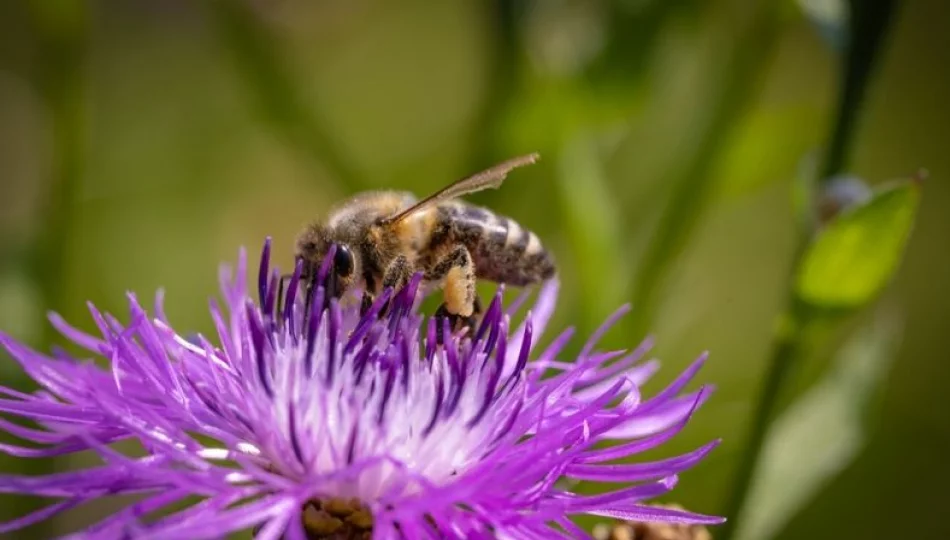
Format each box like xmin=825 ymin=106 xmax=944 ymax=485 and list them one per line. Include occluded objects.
xmin=1 ymin=0 xmax=948 ymax=538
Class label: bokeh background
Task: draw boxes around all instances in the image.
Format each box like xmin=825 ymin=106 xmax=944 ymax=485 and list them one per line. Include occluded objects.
xmin=1 ymin=1 xmax=948 ymax=538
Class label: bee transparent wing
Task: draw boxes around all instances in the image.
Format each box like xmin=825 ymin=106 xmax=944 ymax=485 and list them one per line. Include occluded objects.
xmin=380 ymin=153 xmax=540 ymax=225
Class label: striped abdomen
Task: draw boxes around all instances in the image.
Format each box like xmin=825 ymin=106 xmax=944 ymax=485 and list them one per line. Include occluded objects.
xmin=432 ymin=202 xmax=555 ymax=286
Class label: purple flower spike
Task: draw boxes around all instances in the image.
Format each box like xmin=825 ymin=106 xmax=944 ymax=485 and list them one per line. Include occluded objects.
xmin=0 ymin=239 xmax=723 ymax=539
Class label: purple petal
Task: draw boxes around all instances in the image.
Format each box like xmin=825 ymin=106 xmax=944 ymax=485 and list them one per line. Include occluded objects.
xmin=552 ymin=476 xmax=678 ymax=510
xmin=587 ymin=504 xmax=726 ymax=525
xmin=565 ymin=440 xmax=720 ymax=482
xmin=146 ymin=494 xmax=296 ymax=538
xmin=604 ymin=387 xmax=713 ymax=439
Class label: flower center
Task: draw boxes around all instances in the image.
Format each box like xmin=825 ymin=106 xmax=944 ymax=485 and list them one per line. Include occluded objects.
xmin=301 ymin=497 xmax=374 ymax=539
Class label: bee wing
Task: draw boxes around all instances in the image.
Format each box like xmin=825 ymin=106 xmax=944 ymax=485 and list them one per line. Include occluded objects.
xmin=380 ymin=153 xmax=540 ymax=226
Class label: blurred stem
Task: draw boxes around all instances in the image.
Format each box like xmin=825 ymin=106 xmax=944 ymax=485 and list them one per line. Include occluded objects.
xmin=29 ymin=0 xmax=86 ymax=324
xmin=466 ymin=0 xmax=523 ymax=170
xmin=556 ymin=135 xmax=626 ymax=325
xmin=720 ymin=2 xmax=898 ymax=538
xmin=718 ymin=276 xmax=808 ymax=540
xmin=629 ymin=1 xmax=781 ymax=334
xmin=208 ymin=0 xmax=363 ymax=188
xmin=821 ymin=0 xmax=899 ymax=179
xmin=3 ymin=0 xmax=88 ymax=532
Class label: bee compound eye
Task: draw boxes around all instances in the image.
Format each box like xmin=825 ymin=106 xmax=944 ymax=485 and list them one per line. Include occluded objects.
xmin=334 ymin=245 xmax=354 ymax=277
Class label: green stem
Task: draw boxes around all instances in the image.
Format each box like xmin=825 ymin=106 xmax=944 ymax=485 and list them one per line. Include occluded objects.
xmin=719 ymin=2 xmax=898 ymax=538
xmin=208 ymin=0 xmax=363 ymax=188
xmin=466 ymin=0 xmax=522 ymax=171
xmin=629 ymin=1 xmax=781 ymax=334
xmin=717 ymin=275 xmax=808 ymax=540
xmin=821 ymin=0 xmax=900 ymax=179
xmin=730 ymin=302 xmax=805 ymax=485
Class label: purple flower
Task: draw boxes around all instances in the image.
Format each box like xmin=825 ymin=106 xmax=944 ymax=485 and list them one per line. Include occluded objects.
xmin=0 ymin=239 xmax=722 ymax=539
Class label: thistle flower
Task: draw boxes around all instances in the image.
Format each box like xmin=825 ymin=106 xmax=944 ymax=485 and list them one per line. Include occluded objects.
xmin=0 ymin=239 xmax=722 ymax=539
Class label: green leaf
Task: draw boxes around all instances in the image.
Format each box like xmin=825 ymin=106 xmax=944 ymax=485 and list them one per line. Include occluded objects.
xmin=734 ymin=308 xmax=902 ymax=540
xmin=718 ymin=106 xmax=824 ymax=199
xmin=795 ymin=180 xmax=920 ymax=308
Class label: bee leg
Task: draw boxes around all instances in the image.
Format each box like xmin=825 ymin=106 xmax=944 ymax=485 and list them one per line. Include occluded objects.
xmin=359 ymin=274 xmax=377 ymax=317
xmin=359 ymin=293 xmax=374 ymax=317
xmin=471 ymin=295 xmax=483 ymax=316
xmin=379 ymin=255 xmax=413 ymax=316
xmin=434 ymin=301 xmax=482 ymax=344
xmin=434 ymin=304 xmax=463 ymax=344
xmin=428 ymin=245 xmax=478 ymax=342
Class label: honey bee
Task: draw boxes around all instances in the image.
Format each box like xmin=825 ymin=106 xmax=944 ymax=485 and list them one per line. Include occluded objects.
xmin=295 ymin=153 xmax=555 ymax=333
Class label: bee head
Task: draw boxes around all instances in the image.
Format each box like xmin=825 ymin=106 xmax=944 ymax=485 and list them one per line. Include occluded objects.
xmin=295 ymin=224 xmax=361 ymax=298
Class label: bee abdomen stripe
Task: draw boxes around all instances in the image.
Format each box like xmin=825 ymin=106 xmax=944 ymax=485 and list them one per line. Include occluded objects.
xmin=489 ymin=217 xmax=508 ymax=246
xmin=512 ymin=225 xmax=531 ymax=253
xmin=525 ymin=232 xmax=542 ymax=254
xmin=461 ymin=206 xmax=491 ymax=222
xmin=504 ymin=219 xmax=524 ymax=249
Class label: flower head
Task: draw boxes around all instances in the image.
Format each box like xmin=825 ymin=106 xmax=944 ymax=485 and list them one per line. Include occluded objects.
xmin=0 ymin=239 xmax=722 ymax=538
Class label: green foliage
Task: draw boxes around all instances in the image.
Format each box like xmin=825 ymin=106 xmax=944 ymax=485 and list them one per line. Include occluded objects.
xmin=796 ymin=180 xmax=920 ymax=308
xmin=207 ymin=0 xmax=361 ymax=188
xmin=0 ymin=0 xmax=88 ymax=531
xmin=734 ymin=308 xmax=902 ymax=540
xmin=719 ymin=107 xmax=825 ymax=199
xmin=555 ymin=134 xmax=627 ymax=322
xmin=720 ymin=0 xmax=907 ymax=536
